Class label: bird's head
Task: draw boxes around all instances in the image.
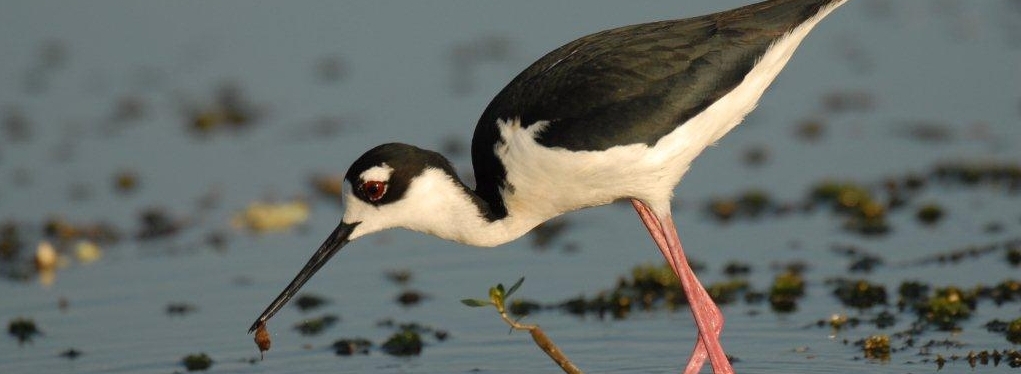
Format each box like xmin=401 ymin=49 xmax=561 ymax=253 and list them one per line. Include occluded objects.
xmin=249 ymin=143 xmax=468 ymax=332
xmin=340 ymin=142 xmax=463 ymax=240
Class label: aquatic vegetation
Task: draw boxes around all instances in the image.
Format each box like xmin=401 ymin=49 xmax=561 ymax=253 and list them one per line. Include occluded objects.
xmin=396 ymin=290 xmax=425 ymax=307
xmin=508 ymin=299 xmax=543 ymax=317
xmin=293 ymin=293 xmax=329 ymax=312
xmin=897 ymin=280 xmax=930 ymax=311
xmin=185 ymin=83 xmax=262 ymax=136
xmin=381 ymin=329 xmax=423 ymax=356
xmin=707 ymin=279 xmax=750 ymax=305
xmin=1006 ymin=318 xmax=1021 ymax=344
xmin=927 ymin=349 xmax=1021 ymax=369
xmin=292 ymin=314 xmax=339 ymax=336
xmin=919 ymin=287 xmax=974 ymax=331
xmin=769 ymin=271 xmax=805 ymax=313
xmin=181 ymin=353 xmax=213 ymax=371
xmin=831 ymin=278 xmax=887 ymax=310
xmin=860 ymin=334 xmax=891 ymax=361
xmin=722 ymin=261 xmax=752 ymax=277
xmin=707 ymin=199 xmax=739 ymax=221
xmin=1007 ymin=246 xmax=1021 ymax=267
xmin=706 ymin=189 xmax=779 ymax=222
xmin=332 ymin=338 xmax=372 ymax=355
xmin=915 ymin=203 xmax=944 ymax=225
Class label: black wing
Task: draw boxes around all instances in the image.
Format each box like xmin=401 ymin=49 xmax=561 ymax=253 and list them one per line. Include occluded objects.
xmin=471 ymin=0 xmax=840 ymax=217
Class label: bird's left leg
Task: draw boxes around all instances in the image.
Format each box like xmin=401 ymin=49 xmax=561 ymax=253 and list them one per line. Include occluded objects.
xmin=631 ymin=199 xmax=731 ymax=374
xmin=632 ymin=200 xmax=709 ymax=373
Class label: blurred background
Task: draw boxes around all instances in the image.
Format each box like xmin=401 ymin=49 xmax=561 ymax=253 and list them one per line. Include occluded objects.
xmin=2 ymin=1 xmax=1020 ymax=373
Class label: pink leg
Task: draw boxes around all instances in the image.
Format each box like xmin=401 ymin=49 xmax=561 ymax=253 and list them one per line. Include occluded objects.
xmin=632 ymin=200 xmax=732 ymax=374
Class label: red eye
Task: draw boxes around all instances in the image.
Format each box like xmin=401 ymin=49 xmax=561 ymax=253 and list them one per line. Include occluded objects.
xmin=360 ymin=181 xmax=387 ymax=202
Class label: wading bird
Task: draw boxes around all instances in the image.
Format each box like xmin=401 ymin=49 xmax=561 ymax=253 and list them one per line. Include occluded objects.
xmin=250 ymin=0 xmax=847 ymax=372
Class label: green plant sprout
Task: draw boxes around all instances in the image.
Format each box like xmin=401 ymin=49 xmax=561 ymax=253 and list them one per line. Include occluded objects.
xmin=461 ymin=277 xmax=582 ymax=374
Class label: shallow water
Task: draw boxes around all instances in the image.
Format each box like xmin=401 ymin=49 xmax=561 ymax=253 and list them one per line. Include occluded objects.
xmin=2 ymin=1 xmax=1021 ymax=373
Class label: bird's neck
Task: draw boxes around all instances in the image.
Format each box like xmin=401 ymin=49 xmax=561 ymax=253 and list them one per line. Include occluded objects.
xmin=395 ymin=167 xmax=544 ymax=247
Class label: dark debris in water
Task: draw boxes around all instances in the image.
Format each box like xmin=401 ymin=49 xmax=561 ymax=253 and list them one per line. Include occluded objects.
xmin=769 ymin=271 xmax=805 ymax=313
xmin=894 ymin=120 xmax=955 ymax=143
xmin=915 ymin=203 xmax=944 ymax=225
xmin=333 ymin=338 xmax=372 ymax=355
xmin=293 ymin=314 xmax=339 ymax=336
xmin=381 ymin=329 xmax=423 ymax=356
xmin=821 ymin=89 xmax=875 ymax=113
xmin=894 ymin=237 xmax=1018 ymax=267
xmin=184 ymin=83 xmax=262 ymax=137
xmin=923 ymin=349 xmax=1021 ymax=370
xmin=986 ymin=318 xmax=1021 ymax=344
xmin=135 ymin=207 xmax=183 ymax=241
xmin=897 ymin=280 xmax=930 ymax=310
xmin=804 ymin=277 xmax=1021 ymax=368
xmin=722 ymin=261 xmax=752 ymax=277
xmin=831 ymin=244 xmax=884 ymax=273
xmin=498 ymin=262 xmax=762 ymax=319
xmin=395 ymin=290 xmax=426 ymax=307
xmin=0 ymin=222 xmax=24 ymax=261
xmin=793 ymin=117 xmax=826 ymax=141
xmin=1008 ymin=247 xmax=1021 ymax=267
xmin=705 ymin=189 xmax=791 ymax=222
xmin=43 ymin=217 xmax=121 ymax=245
xmin=3 ymin=105 xmax=34 ymax=142
xmin=8 ymin=317 xmax=40 ymax=344
xmin=858 ymin=334 xmax=891 ymax=361
xmin=830 ymin=278 xmax=887 ymax=310
xmin=165 ymin=302 xmax=197 ymax=316
xmin=181 ymin=353 xmax=213 ymax=371
xmin=358 ymin=319 xmax=450 ymax=357
xmin=293 ymin=293 xmax=329 ymax=312
xmin=58 ymin=348 xmax=82 ymax=359
xmin=374 ymin=319 xmax=450 ymax=343
xmin=113 ymin=169 xmax=140 ymax=195
xmin=384 ymin=269 xmax=412 ymax=285
xmin=1006 ymin=318 xmax=1021 ymax=344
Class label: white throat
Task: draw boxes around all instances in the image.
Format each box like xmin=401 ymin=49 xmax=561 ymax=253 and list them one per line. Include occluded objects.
xmin=342 ymin=167 xmax=542 ymax=247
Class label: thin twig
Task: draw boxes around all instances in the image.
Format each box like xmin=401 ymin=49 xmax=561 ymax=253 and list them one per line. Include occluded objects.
xmin=497 ymin=307 xmax=583 ymax=374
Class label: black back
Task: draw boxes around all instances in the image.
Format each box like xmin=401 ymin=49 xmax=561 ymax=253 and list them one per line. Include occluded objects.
xmin=471 ymin=0 xmax=840 ymax=218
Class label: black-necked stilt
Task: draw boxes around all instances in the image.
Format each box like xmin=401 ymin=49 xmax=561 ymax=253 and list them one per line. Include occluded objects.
xmin=251 ymin=0 xmax=847 ymax=372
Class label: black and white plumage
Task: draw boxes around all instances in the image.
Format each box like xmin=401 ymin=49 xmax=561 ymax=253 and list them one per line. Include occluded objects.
xmin=251 ymin=1 xmax=847 ymax=372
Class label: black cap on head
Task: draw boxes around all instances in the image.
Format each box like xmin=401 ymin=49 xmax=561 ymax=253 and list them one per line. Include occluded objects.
xmin=345 ymin=143 xmax=459 ymax=206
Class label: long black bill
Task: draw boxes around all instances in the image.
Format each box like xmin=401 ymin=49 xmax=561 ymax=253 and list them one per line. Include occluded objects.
xmin=248 ymin=221 xmax=359 ymax=333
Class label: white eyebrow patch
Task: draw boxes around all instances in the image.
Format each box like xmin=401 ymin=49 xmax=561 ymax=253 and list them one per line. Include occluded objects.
xmin=359 ymin=163 xmax=394 ymax=182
